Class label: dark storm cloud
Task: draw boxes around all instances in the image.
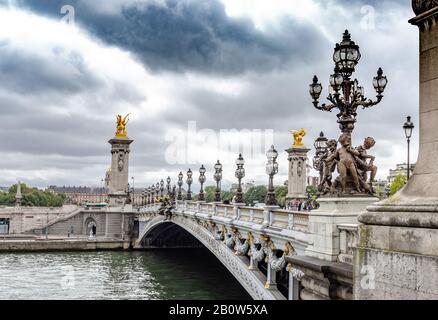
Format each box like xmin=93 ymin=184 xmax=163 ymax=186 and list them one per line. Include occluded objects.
xmin=0 ymin=45 xmax=101 ymax=95
xmin=0 ymin=0 xmax=420 ymax=187
xmin=8 ymin=0 xmax=327 ymax=75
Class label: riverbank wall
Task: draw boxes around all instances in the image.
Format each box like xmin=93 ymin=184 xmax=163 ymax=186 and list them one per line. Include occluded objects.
xmin=0 ymin=239 xmax=132 ymax=252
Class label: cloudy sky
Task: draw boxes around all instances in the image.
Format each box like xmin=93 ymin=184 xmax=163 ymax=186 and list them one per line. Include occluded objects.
xmin=0 ymin=0 xmax=419 ymax=190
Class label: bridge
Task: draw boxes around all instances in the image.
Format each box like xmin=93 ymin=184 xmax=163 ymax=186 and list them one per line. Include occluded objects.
xmin=136 ymin=200 xmax=356 ymax=300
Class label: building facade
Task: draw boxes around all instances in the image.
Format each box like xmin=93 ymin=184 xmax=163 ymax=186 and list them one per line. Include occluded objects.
xmin=387 ymin=163 xmax=416 ymax=184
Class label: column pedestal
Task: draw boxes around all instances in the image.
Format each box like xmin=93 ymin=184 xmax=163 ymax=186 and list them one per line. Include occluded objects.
xmin=286 ymin=147 xmax=310 ymax=202
xmin=107 ymin=138 xmax=133 ymax=207
xmin=306 ymin=197 xmax=378 ymax=262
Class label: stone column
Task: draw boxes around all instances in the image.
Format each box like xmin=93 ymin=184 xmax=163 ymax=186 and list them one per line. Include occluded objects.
xmin=265 ymin=263 xmax=277 ymax=289
xmin=108 ymin=137 xmax=133 ymax=206
xmin=287 ymin=263 xmax=304 ymax=300
xmin=355 ymin=1 xmax=438 ymax=299
xmin=286 ymin=147 xmax=310 ymax=201
xmin=15 ymin=181 xmax=22 ymax=207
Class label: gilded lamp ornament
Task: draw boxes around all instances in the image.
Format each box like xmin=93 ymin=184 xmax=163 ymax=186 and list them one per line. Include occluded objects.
xmin=115 ymin=114 xmax=130 ymax=139
xmin=289 ymin=128 xmax=306 ymax=147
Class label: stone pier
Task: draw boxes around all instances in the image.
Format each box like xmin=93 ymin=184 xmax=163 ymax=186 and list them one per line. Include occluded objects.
xmin=355 ymin=1 xmax=438 ymax=300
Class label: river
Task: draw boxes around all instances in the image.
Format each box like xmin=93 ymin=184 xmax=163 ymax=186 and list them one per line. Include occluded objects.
xmin=0 ymin=249 xmax=251 ymax=300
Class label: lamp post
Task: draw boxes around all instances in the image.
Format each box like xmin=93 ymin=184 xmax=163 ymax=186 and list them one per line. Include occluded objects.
xmin=131 ymin=177 xmax=135 ymax=205
xmin=309 ymin=30 xmax=388 ymax=135
xmin=172 ymin=185 xmax=177 ymax=198
xmin=198 ymin=165 xmax=206 ymax=201
xmin=177 ymin=172 xmax=183 ymax=200
xmin=155 ymin=182 xmax=160 ymax=199
xmin=265 ymin=146 xmax=279 ymax=206
xmin=151 ymin=185 xmax=156 ymax=204
xmin=403 ymin=116 xmax=415 ymax=180
xmin=186 ymin=169 xmax=193 ymax=201
xmin=313 ymin=132 xmax=329 ymax=185
xmin=160 ymin=179 xmax=164 ymax=197
xmin=186 ymin=169 xmax=193 ymax=200
xmin=100 ymin=178 xmax=104 ymax=203
xmin=166 ymin=177 xmax=171 ymax=195
xmin=235 ymin=154 xmax=245 ymax=204
xmin=214 ymin=161 xmax=223 ymax=202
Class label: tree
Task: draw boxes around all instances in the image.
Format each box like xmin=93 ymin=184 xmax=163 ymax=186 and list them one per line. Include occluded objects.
xmin=390 ymin=175 xmax=407 ymax=196
xmin=204 ymin=186 xmax=217 ymax=203
xmin=0 ymin=183 xmax=65 ymax=207
xmin=275 ymin=186 xmax=288 ymax=208
xmin=244 ymin=186 xmax=267 ymax=206
xmin=202 ymin=185 xmax=235 ymax=203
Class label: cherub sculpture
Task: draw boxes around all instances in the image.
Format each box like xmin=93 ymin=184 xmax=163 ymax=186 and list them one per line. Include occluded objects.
xmin=289 ymin=128 xmax=306 ymax=147
xmin=115 ymin=114 xmax=130 ymax=138
xmin=326 ymin=134 xmax=361 ymax=194
xmin=318 ymin=139 xmax=338 ymax=193
xmin=355 ymin=137 xmax=377 ymax=193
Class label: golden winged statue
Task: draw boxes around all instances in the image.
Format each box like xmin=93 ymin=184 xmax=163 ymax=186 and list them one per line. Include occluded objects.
xmin=115 ymin=114 xmax=130 ymax=138
xmin=289 ymin=128 xmax=306 ymax=147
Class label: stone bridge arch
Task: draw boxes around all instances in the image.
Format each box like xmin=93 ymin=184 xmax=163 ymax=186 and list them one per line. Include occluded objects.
xmin=137 ymin=215 xmax=285 ymax=300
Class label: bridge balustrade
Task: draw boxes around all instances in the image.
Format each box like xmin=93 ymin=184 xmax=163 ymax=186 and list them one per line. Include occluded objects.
xmin=337 ymin=224 xmax=358 ymax=265
xmin=143 ymin=201 xmax=310 ymax=233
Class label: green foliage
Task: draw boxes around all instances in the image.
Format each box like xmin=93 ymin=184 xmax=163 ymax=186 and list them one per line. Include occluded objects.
xmin=390 ymin=175 xmax=407 ymax=196
xmin=204 ymin=186 xmax=216 ymax=203
xmin=0 ymin=183 xmax=65 ymax=207
xmin=244 ymin=186 xmax=267 ymax=206
xmin=203 ymin=185 xmax=235 ymax=203
xmin=306 ymin=185 xmax=319 ymax=200
xmin=275 ymin=186 xmax=288 ymax=208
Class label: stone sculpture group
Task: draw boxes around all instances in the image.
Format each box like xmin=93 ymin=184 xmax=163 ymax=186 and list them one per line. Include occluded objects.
xmin=318 ymin=134 xmax=377 ymax=196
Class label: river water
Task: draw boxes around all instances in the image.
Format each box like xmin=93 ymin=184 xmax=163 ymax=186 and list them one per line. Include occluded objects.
xmin=0 ymin=249 xmax=251 ymax=300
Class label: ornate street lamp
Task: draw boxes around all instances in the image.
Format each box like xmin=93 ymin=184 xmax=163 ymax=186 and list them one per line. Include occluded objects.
xmin=172 ymin=185 xmax=177 ymax=198
xmin=214 ymin=161 xmax=223 ymax=202
xmin=166 ymin=176 xmax=171 ymax=195
xmin=198 ymin=165 xmax=206 ymax=201
xmin=146 ymin=187 xmax=150 ymax=205
xmin=155 ymin=182 xmax=160 ymax=199
xmin=186 ymin=169 xmax=193 ymax=200
xmin=403 ymin=116 xmax=415 ymax=180
xmin=151 ymin=185 xmax=155 ymax=203
xmin=160 ymin=179 xmax=164 ymax=197
xmin=235 ymin=154 xmax=245 ymax=204
xmin=177 ymin=172 xmax=183 ymax=200
xmin=265 ymin=146 xmax=279 ymax=206
xmin=310 ymin=30 xmax=388 ymax=134
xmin=313 ymin=132 xmax=329 ymax=184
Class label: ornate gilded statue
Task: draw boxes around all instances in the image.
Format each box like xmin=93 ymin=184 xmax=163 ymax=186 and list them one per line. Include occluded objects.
xmin=289 ymin=128 xmax=306 ymax=147
xmin=115 ymin=114 xmax=130 ymax=138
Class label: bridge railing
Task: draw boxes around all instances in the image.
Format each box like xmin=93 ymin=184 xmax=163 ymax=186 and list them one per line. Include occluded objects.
xmin=337 ymin=224 xmax=358 ymax=265
xmin=160 ymin=201 xmax=310 ymax=232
